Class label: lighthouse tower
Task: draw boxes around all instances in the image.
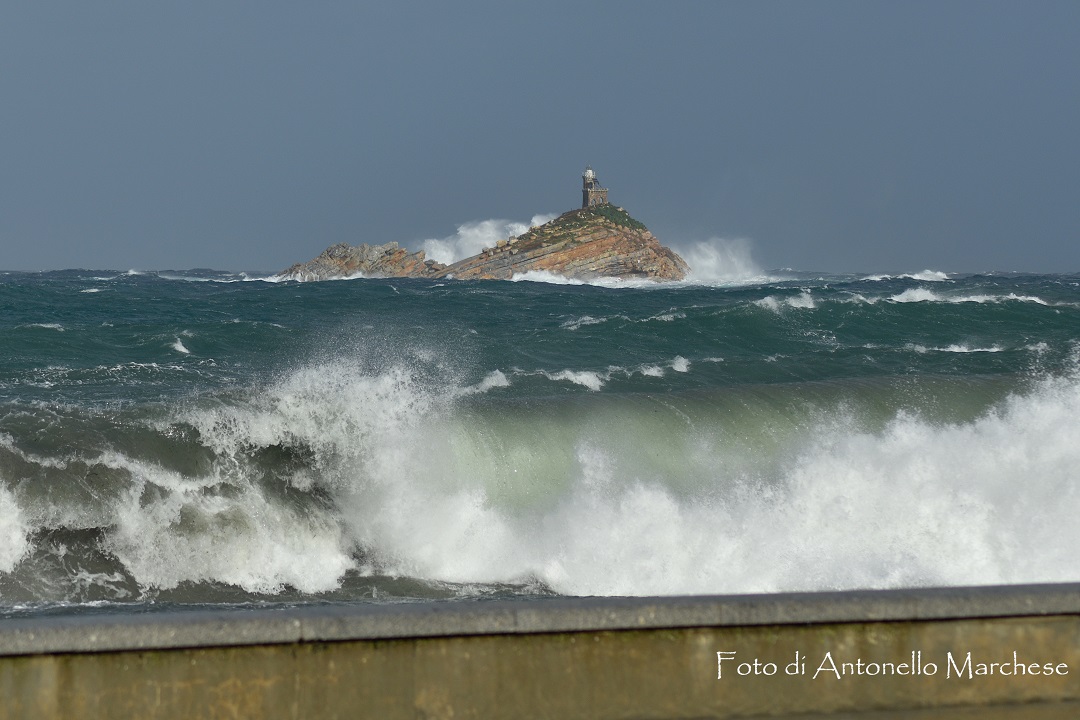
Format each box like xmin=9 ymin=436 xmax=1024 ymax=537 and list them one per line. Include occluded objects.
xmin=581 ymin=166 xmax=609 ymax=208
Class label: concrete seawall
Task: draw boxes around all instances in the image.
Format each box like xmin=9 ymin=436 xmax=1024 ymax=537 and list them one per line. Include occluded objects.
xmin=2 ymin=583 xmax=1079 ymax=718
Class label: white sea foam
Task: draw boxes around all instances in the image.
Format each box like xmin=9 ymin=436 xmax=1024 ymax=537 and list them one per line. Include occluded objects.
xmin=560 ymin=315 xmax=611 ymax=331
xmin=422 ymin=215 xmax=556 ymax=266
xmin=525 ymin=358 xmax=694 ymax=389
xmin=938 ymin=344 xmax=1004 ymax=353
xmin=102 ymin=453 xmax=352 ymax=593
xmin=562 ymin=312 xmax=687 ymax=330
xmin=889 ymin=288 xmax=941 ymax=303
xmin=510 ymin=270 xmax=586 ymax=285
xmin=93 ymin=362 xmax=449 ymax=593
xmin=755 ymin=290 xmax=816 ymax=311
xmin=463 ymin=370 xmax=511 ymax=394
xmin=341 ymin=371 xmax=1080 ymax=596
xmin=0 ymin=486 xmax=29 ymax=574
xmin=889 ymin=288 xmax=1049 ymax=305
xmin=9 ymin=353 xmax=1078 ymax=599
xmin=679 ymin=238 xmax=783 ymax=286
xmin=904 ymin=343 xmax=1004 ymax=354
xmin=172 ymin=339 xmax=191 ymax=354
xmin=508 ymin=237 xmax=787 ymax=289
xmin=862 ymin=270 xmax=950 ymax=282
xmin=544 ymin=369 xmax=606 ymax=391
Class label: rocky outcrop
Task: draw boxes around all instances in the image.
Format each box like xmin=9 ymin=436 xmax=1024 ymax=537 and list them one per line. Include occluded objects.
xmin=280 ymin=242 xmax=446 ymax=281
xmin=280 ymin=204 xmax=689 ymax=282
xmin=434 ymin=205 xmax=688 ymax=281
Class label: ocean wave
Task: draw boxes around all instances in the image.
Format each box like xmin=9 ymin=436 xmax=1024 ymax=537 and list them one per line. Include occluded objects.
xmin=352 ymin=371 xmax=1080 ymax=596
xmin=906 ymin=344 xmax=1004 ymax=354
xmin=560 ymin=311 xmax=687 ymax=331
xmin=509 ymin=270 xmax=586 ymax=286
xmin=560 ymin=315 xmax=615 ymax=331
xmin=18 ymin=323 xmax=65 ymax=331
xmin=937 ymin=344 xmax=1004 ymax=353
xmin=862 ymin=270 xmax=951 ymax=282
xmin=2 ymin=267 xmax=1079 ymax=606
xmin=754 ymin=290 xmax=816 ymax=311
xmin=889 ymin=288 xmax=1050 ymax=304
xmin=523 ymin=357 xmax=693 ymax=390
xmin=2 ymin=360 xmax=1079 ymax=600
xmin=0 ymin=486 xmax=29 ymax=573
xmin=508 ymin=271 xmax=679 ymax=289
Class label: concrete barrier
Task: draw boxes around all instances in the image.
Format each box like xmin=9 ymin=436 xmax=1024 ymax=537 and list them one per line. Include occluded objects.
xmin=1 ymin=583 xmax=1079 ymax=718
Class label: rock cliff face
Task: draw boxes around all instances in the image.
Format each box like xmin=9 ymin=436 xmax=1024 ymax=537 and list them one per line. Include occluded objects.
xmin=280 ymin=204 xmax=689 ymax=282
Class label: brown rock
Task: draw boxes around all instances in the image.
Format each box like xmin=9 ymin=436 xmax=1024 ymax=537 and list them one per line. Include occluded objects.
xmin=434 ymin=205 xmax=689 ymax=281
xmin=279 ymin=242 xmax=443 ymax=281
xmin=279 ymin=204 xmax=689 ymax=283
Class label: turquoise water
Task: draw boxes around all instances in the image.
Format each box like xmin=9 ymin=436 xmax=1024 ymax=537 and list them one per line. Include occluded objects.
xmin=1 ymin=269 xmax=1079 ymax=612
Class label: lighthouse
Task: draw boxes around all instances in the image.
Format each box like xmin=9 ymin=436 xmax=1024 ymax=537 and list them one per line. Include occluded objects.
xmin=581 ymin=166 xmax=609 ymax=208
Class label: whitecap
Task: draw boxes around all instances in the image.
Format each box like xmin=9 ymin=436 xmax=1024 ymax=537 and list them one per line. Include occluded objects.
xmin=910 ymin=270 xmax=950 ymax=282
xmin=561 ymin=315 xmax=608 ymax=330
xmin=462 ymin=370 xmax=511 ymax=395
xmin=545 ymin=369 xmax=606 ymax=391
xmin=889 ymin=288 xmax=941 ymax=303
xmin=510 ymin=270 xmax=586 ymax=285
xmin=861 ymin=270 xmax=950 ymax=282
xmin=936 ymin=344 xmax=1004 ymax=353
xmin=755 ymin=290 xmax=815 ymax=310
xmin=0 ymin=487 xmax=29 ymax=573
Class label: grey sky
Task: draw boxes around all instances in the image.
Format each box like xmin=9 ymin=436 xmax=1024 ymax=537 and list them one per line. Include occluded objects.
xmin=1 ymin=1 xmax=1077 ymax=274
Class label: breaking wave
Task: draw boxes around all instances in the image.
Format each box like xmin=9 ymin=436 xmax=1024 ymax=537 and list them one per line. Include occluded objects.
xmin=2 ymin=353 xmax=1079 ymax=601
xmin=863 ymin=270 xmax=951 ymax=282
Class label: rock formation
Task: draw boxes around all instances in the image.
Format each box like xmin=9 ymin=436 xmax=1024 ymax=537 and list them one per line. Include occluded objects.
xmin=280 ymin=242 xmax=445 ymax=281
xmin=434 ymin=204 xmax=688 ymax=281
xmin=280 ymin=205 xmax=689 ymax=282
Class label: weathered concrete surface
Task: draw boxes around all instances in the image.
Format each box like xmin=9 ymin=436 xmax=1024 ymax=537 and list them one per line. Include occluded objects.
xmin=1 ymin=584 xmax=1079 ymax=719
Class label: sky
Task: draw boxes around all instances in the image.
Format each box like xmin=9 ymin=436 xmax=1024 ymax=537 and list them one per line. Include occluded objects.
xmin=1 ymin=1 xmax=1077 ymax=274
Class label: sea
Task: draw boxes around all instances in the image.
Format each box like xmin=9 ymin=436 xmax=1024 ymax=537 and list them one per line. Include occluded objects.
xmin=1 ymin=265 xmax=1078 ymax=617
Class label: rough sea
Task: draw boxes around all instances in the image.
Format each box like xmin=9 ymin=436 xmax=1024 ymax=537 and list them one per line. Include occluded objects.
xmin=2 ymin=265 xmax=1078 ymax=616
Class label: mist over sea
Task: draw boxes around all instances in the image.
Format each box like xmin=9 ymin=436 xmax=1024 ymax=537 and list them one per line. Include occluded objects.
xmin=1 ymin=262 xmax=1079 ymax=615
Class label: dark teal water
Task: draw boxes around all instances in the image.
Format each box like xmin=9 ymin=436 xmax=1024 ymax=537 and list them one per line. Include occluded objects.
xmin=1 ymin=269 xmax=1079 ymax=613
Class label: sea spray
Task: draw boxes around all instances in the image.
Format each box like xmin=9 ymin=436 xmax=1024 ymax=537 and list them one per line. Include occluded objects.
xmin=680 ymin=237 xmax=776 ymax=285
xmin=422 ymin=215 xmax=556 ymax=265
